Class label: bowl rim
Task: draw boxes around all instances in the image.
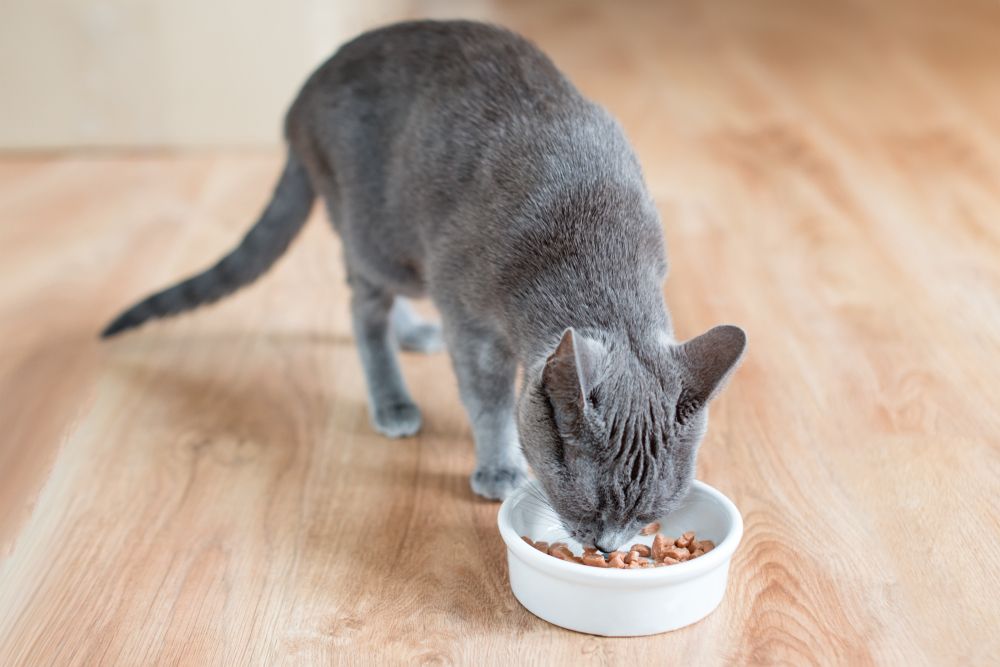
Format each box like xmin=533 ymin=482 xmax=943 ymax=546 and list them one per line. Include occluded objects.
xmin=497 ymin=479 xmax=743 ymax=586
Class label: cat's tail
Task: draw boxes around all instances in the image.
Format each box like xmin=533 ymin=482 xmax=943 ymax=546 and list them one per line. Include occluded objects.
xmin=101 ymin=150 xmax=315 ymax=338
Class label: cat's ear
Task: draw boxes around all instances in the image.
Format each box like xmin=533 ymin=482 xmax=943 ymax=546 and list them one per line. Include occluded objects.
xmin=674 ymin=325 xmax=747 ymax=409
xmin=542 ymin=328 xmax=603 ymax=425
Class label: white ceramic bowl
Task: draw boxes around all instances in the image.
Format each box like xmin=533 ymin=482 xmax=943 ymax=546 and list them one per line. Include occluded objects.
xmin=497 ymin=479 xmax=743 ymax=636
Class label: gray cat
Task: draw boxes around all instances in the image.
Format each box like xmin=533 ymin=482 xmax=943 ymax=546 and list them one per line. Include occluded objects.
xmin=102 ymin=20 xmax=746 ymax=552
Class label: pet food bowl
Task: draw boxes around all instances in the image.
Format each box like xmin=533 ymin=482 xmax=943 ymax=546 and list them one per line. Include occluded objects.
xmin=497 ymin=479 xmax=743 ymax=636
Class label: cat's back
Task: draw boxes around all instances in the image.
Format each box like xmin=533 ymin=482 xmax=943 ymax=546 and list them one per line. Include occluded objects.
xmin=293 ymin=21 xmax=578 ymax=121
xmin=285 ymin=21 xmax=660 ymax=324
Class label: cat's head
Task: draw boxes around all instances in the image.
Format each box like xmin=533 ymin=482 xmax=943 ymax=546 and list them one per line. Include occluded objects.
xmin=517 ymin=325 xmax=746 ymax=552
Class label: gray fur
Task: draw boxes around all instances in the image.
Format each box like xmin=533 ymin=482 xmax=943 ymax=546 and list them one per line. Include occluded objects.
xmin=102 ymin=20 xmax=746 ymax=550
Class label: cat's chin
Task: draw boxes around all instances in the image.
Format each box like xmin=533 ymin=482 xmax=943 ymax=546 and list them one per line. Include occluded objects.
xmin=470 ymin=465 xmax=529 ymax=501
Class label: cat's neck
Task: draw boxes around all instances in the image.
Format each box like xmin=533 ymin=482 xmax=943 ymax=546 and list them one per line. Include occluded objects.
xmin=510 ymin=289 xmax=674 ymax=372
xmin=495 ymin=169 xmax=673 ymax=369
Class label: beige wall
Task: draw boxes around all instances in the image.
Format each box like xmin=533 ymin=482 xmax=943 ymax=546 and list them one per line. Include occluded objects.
xmin=0 ymin=0 xmax=495 ymax=149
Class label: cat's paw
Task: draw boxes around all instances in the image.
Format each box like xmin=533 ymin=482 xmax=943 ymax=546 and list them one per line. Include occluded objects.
xmin=372 ymin=400 xmax=422 ymax=438
xmin=470 ymin=465 xmax=528 ymax=501
xmin=395 ymin=322 xmax=444 ymax=354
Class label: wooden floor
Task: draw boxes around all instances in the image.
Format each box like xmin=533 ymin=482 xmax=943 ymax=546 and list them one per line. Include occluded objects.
xmin=2 ymin=0 xmax=1000 ymax=664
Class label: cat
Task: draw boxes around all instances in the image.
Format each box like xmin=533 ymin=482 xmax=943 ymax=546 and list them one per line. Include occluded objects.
xmin=102 ymin=20 xmax=746 ymax=552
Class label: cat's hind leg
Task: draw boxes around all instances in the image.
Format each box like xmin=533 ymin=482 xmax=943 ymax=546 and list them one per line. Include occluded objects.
xmin=390 ymin=297 xmax=444 ymax=353
xmin=349 ymin=273 xmax=422 ymax=438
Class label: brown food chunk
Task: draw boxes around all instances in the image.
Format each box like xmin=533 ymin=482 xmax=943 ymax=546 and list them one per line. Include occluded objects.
xmin=652 ymin=534 xmax=671 ymax=560
xmin=640 ymin=521 xmax=661 ymax=536
xmin=581 ymin=552 xmax=610 ymax=568
xmin=664 ymin=546 xmax=690 ymax=561
xmin=630 ymin=544 xmax=651 ymax=557
xmin=549 ymin=544 xmax=575 ymax=560
xmin=521 ymin=529 xmax=709 ymax=568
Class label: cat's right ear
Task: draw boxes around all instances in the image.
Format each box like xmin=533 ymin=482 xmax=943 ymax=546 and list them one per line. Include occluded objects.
xmin=542 ymin=328 xmax=603 ymax=430
xmin=674 ymin=324 xmax=747 ymax=411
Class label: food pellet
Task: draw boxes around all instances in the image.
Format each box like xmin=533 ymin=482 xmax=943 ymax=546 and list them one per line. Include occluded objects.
xmin=652 ymin=534 xmax=670 ymax=560
xmin=521 ymin=531 xmax=715 ymax=569
xmin=640 ymin=521 xmax=661 ymax=536
xmin=548 ymin=544 xmax=575 ymax=560
xmin=664 ymin=546 xmax=688 ymax=561
xmin=581 ymin=552 xmax=610 ymax=568
xmin=630 ymin=544 xmax=651 ymax=557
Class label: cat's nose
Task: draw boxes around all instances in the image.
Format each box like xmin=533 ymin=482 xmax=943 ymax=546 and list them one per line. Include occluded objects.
xmin=595 ymin=538 xmax=623 ymax=553
xmin=595 ymin=528 xmax=630 ymax=553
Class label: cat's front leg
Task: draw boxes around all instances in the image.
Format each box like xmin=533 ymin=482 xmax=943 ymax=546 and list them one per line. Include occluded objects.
xmin=444 ymin=320 xmax=528 ymax=500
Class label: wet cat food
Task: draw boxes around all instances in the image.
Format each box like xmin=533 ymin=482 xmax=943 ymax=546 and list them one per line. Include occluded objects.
xmin=640 ymin=521 xmax=661 ymax=536
xmin=521 ymin=532 xmax=715 ymax=569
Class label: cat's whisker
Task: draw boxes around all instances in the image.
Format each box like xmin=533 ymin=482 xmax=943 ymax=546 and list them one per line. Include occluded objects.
xmin=520 ymin=494 xmax=555 ymax=508
xmin=519 ymin=501 xmax=557 ymax=514
xmin=524 ymin=500 xmax=556 ymax=514
xmin=525 ymin=496 xmax=552 ymax=507
xmin=520 ymin=505 xmax=561 ymax=521
xmin=519 ymin=502 xmax=560 ymax=519
xmin=525 ymin=486 xmax=554 ymax=508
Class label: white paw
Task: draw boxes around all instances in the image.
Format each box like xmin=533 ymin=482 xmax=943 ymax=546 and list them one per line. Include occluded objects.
xmin=372 ymin=401 xmax=422 ymax=438
xmin=396 ymin=323 xmax=444 ymax=354
xmin=470 ymin=465 xmax=528 ymax=500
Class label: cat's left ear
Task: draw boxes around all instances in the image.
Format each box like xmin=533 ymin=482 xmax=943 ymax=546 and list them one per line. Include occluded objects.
xmin=674 ymin=325 xmax=747 ymax=407
xmin=542 ymin=328 xmax=604 ymax=428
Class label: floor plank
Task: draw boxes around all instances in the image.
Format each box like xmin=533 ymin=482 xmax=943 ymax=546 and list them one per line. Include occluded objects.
xmin=1 ymin=0 xmax=999 ymax=664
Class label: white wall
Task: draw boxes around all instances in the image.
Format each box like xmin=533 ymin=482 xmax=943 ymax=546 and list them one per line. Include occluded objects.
xmin=0 ymin=0 xmax=496 ymax=149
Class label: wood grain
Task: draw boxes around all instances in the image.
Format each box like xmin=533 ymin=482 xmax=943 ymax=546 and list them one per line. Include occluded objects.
xmin=2 ymin=0 xmax=999 ymax=664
